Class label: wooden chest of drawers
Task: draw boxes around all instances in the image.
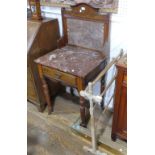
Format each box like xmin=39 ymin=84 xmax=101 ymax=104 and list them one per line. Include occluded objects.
xmin=111 ymin=55 xmax=127 ymax=141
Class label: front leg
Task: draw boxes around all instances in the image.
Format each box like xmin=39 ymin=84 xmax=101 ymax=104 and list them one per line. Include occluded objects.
xmin=100 ymin=74 xmax=106 ymax=109
xmin=77 ymin=78 xmax=89 ymax=128
xmin=79 ymin=96 xmax=87 ymax=127
xmin=42 ymin=77 xmax=53 ymax=114
xmin=38 ymin=64 xmax=53 ymax=114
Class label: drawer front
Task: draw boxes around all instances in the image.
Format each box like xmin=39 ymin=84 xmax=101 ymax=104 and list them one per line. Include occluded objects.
xmin=42 ymin=66 xmax=77 ymax=87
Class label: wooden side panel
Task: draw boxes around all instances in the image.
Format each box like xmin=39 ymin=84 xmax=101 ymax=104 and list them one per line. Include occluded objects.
xmin=117 ymin=84 xmax=127 ymax=138
xmin=27 ymin=67 xmax=39 ymax=104
xmin=27 ymin=18 xmax=61 ymax=110
xmin=111 ymin=65 xmax=127 ymax=141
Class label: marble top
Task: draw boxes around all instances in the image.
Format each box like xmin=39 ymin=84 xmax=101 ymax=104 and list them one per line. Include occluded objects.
xmin=35 ymin=45 xmax=106 ymax=77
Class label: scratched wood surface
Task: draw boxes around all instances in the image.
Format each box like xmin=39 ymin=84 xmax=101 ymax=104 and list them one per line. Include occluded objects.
xmin=28 ymin=95 xmax=126 ymax=155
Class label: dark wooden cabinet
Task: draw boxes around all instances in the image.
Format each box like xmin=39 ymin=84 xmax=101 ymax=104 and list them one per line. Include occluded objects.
xmin=27 ymin=18 xmax=60 ymax=111
xmin=111 ymin=56 xmax=127 ymax=141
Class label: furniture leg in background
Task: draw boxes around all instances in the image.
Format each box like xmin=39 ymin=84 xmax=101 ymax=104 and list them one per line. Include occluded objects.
xmin=111 ymin=55 xmax=127 ymax=142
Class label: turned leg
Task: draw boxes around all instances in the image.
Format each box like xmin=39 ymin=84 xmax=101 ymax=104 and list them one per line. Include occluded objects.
xmin=70 ymin=87 xmax=75 ymax=96
xmin=79 ymin=96 xmax=87 ymax=127
xmin=42 ymin=77 xmax=53 ymax=114
xmin=38 ymin=103 xmax=46 ymax=112
xmin=100 ymin=60 xmax=107 ymax=109
xmin=100 ymin=74 xmax=106 ymax=109
xmin=77 ymin=78 xmax=89 ymax=128
xmin=111 ymin=133 xmax=117 ymax=141
xmin=38 ymin=64 xmax=53 ymax=114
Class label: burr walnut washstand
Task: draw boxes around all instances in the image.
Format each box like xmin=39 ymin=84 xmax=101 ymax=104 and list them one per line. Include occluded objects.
xmin=35 ymin=3 xmax=110 ymax=127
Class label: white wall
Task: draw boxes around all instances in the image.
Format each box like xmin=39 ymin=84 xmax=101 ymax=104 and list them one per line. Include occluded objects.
xmin=104 ymin=0 xmax=127 ymax=108
xmin=41 ymin=0 xmax=127 ymax=108
xmin=41 ymin=6 xmax=63 ymax=35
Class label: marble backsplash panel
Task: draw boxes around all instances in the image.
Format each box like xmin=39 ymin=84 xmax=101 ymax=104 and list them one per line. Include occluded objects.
xmin=67 ymin=18 xmax=104 ymax=52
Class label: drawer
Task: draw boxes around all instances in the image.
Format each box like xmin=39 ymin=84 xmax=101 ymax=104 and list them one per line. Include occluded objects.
xmin=42 ymin=66 xmax=77 ymax=87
